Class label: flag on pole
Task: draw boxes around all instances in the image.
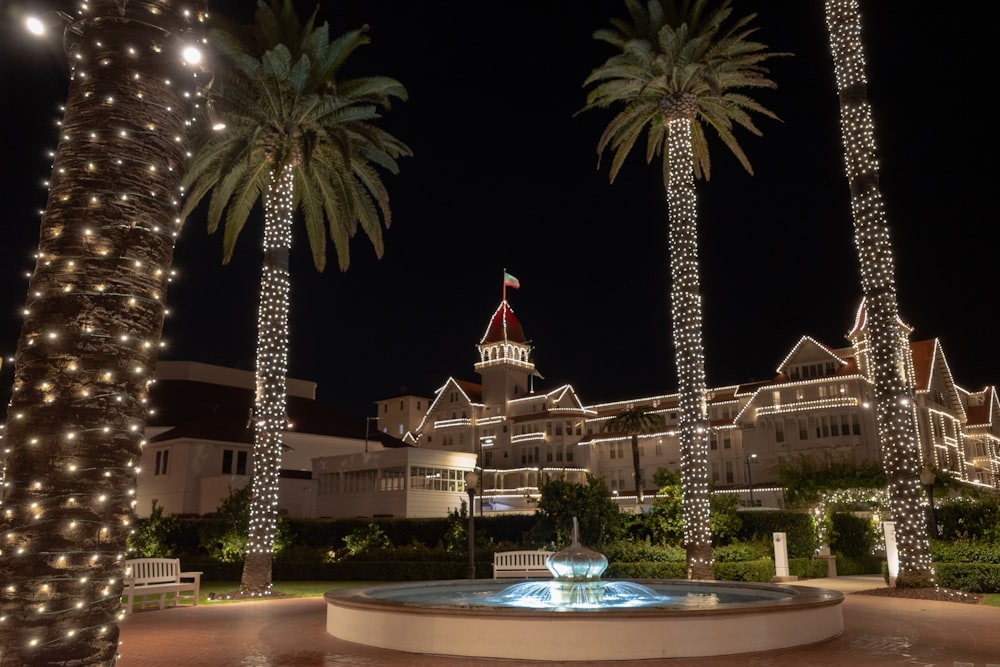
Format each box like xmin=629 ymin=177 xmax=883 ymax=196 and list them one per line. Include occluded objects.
xmin=503 ymin=271 xmax=520 ymax=289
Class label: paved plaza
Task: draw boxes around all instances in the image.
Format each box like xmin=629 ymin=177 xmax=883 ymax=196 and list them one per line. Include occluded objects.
xmin=117 ymin=576 xmax=1000 ymax=666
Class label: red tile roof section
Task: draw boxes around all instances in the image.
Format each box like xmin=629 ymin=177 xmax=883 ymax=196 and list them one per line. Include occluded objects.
xmin=480 ymin=300 xmax=527 ymax=344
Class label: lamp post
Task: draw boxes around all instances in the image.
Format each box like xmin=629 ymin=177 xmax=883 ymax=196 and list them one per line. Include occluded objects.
xmin=464 ymin=471 xmax=479 ymax=579
xmin=920 ymin=466 xmax=936 ymax=538
xmin=745 ymin=453 xmax=758 ymax=506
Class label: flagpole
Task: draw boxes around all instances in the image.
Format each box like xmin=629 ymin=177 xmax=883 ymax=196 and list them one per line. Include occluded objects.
xmin=502 ymin=268 xmax=507 ymax=302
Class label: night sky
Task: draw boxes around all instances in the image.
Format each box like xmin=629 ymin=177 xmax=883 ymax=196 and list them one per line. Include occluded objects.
xmin=1 ymin=2 xmax=995 ymax=423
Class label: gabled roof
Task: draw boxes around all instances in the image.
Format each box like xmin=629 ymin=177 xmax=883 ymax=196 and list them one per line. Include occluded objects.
xmin=913 ymin=338 xmax=965 ymax=419
xmin=964 ymin=387 xmax=999 ymax=429
xmin=847 ymin=297 xmax=914 ymax=339
xmin=480 ymin=300 xmax=527 ymax=344
xmin=775 ymin=336 xmax=848 ymax=374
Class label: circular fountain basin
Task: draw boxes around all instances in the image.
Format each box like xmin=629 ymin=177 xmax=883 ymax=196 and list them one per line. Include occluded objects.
xmin=325 ymin=578 xmax=844 ymax=661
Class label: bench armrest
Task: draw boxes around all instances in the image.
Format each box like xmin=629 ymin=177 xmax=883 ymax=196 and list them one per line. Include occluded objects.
xmin=180 ymin=571 xmax=203 ymax=584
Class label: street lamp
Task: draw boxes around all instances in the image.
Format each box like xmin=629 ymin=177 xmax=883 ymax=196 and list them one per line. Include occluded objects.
xmin=464 ymin=470 xmax=479 ymax=579
xmin=745 ymin=454 xmax=758 ymax=506
xmin=920 ymin=465 xmax=937 ymax=538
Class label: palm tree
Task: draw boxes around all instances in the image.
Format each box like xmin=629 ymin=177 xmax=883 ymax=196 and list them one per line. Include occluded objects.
xmin=823 ymin=0 xmax=934 ymax=587
xmin=603 ymin=406 xmax=667 ymax=503
xmin=180 ymin=0 xmax=410 ymax=595
xmin=581 ymin=0 xmax=783 ymax=579
xmin=0 ymin=2 xmax=206 ymax=664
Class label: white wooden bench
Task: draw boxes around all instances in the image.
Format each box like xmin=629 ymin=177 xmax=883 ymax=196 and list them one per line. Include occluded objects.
xmin=492 ymin=550 xmax=554 ymax=579
xmin=122 ymin=558 xmax=202 ymax=614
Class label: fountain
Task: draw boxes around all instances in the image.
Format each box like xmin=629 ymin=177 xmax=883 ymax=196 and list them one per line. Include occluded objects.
xmin=326 ymin=518 xmax=844 ymax=660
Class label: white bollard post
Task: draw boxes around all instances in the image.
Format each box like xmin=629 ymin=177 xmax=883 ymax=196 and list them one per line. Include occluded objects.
xmin=882 ymin=521 xmax=898 ymax=587
xmin=771 ymin=532 xmax=797 ymax=581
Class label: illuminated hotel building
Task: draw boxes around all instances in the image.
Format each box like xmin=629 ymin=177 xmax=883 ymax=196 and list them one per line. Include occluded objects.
xmin=383 ymin=297 xmax=1000 ymax=512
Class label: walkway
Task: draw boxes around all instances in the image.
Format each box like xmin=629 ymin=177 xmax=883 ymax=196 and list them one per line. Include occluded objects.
xmin=118 ymin=576 xmax=1000 ymax=666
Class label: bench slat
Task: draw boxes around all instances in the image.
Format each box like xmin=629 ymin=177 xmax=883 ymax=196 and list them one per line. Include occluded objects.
xmin=493 ymin=550 xmax=553 ymax=579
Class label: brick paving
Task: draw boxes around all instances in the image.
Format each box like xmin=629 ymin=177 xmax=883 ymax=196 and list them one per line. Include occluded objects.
xmin=117 ymin=576 xmax=1000 ymax=666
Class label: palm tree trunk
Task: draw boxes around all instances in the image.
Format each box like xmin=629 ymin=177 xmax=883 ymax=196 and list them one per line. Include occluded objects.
xmin=666 ymin=119 xmax=714 ymax=579
xmin=0 ymin=2 xmax=204 ymax=663
xmin=630 ymin=434 xmax=644 ymax=504
xmin=824 ymin=0 xmax=934 ymax=587
xmin=240 ymin=164 xmax=295 ymax=594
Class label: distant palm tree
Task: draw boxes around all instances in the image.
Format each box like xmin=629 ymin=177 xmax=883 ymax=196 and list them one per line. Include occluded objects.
xmin=181 ymin=0 xmax=410 ymax=595
xmin=581 ymin=0 xmax=783 ymax=579
xmin=823 ymin=0 xmax=934 ymax=587
xmin=0 ymin=1 xmax=206 ymax=663
xmin=603 ymin=406 xmax=667 ymax=503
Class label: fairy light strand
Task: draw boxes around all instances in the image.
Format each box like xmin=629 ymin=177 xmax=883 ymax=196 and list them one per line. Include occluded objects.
xmin=0 ymin=1 xmax=207 ymax=663
xmin=241 ymin=164 xmax=294 ymax=596
xmin=825 ymin=0 xmax=934 ymax=586
xmin=666 ymin=118 xmax=713 ymax=578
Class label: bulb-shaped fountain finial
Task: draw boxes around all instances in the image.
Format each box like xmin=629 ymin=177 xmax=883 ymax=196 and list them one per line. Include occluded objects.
xmin=545 ymin=517 xmax=609 ymax=581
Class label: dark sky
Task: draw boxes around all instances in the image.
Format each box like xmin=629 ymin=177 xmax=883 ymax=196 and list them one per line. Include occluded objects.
xmin=1 ymin=2 xmax=994 ymax=422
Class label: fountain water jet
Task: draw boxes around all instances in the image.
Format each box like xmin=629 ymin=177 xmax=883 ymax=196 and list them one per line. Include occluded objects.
xmin=326 ymin=518 xmax=844 ymax=660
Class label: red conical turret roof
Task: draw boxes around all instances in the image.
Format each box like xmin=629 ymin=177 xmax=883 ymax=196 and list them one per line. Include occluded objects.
xmin=480 ymin=300 xmax=527 ymax=344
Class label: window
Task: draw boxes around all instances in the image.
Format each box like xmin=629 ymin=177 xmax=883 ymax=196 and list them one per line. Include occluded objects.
xmin=723 ymin=435 xmax=731 ymax=449
xmin=725 ymin=461 xmax=734 ymax=483
xmin=775 ymin=421 xmax=784 ymax=442
xmin=655 ymin=442 xmax=663 ymax=456
xmin=799 ymin=418 xmax=808 ymax=440
xmin=222 ymin=449 xmax=248 ymax=475
xmin=154 ymin=449 xmax=170 ymax=476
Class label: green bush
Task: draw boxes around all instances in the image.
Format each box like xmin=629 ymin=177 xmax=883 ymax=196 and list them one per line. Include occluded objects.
xmin=602 ymin=540 xmax=685 ymax=564
xmin=734 ymin=511 xmax=816 ymax=557
xmin=788 ymin=557 xmax=831 ymax=579
xmin=128 ymin=499 xmax=179 ymax=557
xmin=829 ymin=512 xmax=875 ymax=559
xmin=713 ymin=541 xmax=771 ymax=562
xmin=935 ymin=563 xmax=1000 ymax=593
xmin=714 ymin=559 xmax=774 ymax=582
xmin=834 ymin=554 xmax=883 ymax=575
xmin=935 ymin=497 xmax=1000 ymax=541
xmin=931 ymin=541 xmax=1000 ymax=564
xmin=605 ymin=561 xmax=686 ymax=578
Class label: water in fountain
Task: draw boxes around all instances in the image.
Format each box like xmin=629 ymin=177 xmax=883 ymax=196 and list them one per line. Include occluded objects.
xmin=484 ymin=517 xmax=717 ymax=609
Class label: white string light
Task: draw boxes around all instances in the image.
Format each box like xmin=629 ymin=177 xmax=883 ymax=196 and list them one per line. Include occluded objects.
xmin=0 ymin=1 xmax=207 ymax=661
xmin=825 ymin=0 xmax=934 ymax=586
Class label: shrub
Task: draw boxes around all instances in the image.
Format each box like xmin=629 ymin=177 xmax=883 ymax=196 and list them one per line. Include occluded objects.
xmin=128 ymin=499 xmax=179 ymax=557
xmin=935 ymin=497 xmax=1000 ymax=541
xmin=714 ymin=560 xmax=774 ymax=582
xmin=935 ymin=563 xmax=1000 ymax=593
xmin=713 ymin=541 xmax=771 ymax=562
xmin=829 ymin=512 xmax=875 ymax=559
xmin=735 ymin=511 xmax=817 ymax=557
xmin=788 ymin=557 xmax=831 ymax=578
xmin=931 ymin=541 xmax=1000 ymax=564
